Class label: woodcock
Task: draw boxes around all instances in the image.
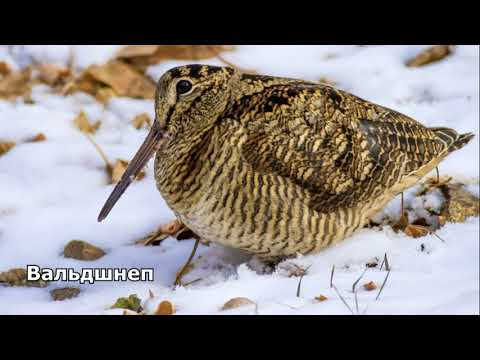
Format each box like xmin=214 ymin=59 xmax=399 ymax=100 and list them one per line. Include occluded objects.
xmin=98 ymin=64 xmax=474 ymax=259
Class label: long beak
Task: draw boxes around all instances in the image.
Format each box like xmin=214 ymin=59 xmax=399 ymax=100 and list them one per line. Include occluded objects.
xmin=97 ymin=123 xmax=165 ymax=222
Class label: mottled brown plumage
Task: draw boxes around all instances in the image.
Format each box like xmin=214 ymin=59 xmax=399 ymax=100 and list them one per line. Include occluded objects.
xmin=98 ymin=64 xmax=474 ymax=258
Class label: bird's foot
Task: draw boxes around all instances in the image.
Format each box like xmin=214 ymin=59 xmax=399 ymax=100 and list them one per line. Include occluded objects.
xmin=247 ymin=255 xmax=286 ymax=274
xmin=137 ymin=219 xmax=187 ymax=246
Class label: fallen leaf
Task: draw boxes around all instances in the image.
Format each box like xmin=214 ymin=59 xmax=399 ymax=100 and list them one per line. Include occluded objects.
xmin=27 ymin=133 xmax=47 ymax=142
xmin=314 ymin=295 xmax=328 ymax=302
xmin=122 ymin=309 xmax=143 ymax=315
xmin=63 ymin=240 xmax=105 ymax=261
xmin=95 ymin=87 xmax=117 ymax=104
xmin=406 ymin=45 xmax=453 ymax=67
xmin=278 ymin=262 xmax=310 ymax=278
xmin=83 ymin=60 xmax=155 ymax=99
xmin=111 ymin=294 xmax=142 ymax=312
xmin=0 ymin=68 xmax=32 ymax=100
xmin=0 ymin=141 xmax=15 ymax=156
xmin=0 ymin=61 xmax=11 ymax=76
xmin=36 ymin=64 xmax=72 ymax=87
xmin=363 ymin=281 xmax=377 ymax=291
xmin=116 ymin=45 xmax=161 ymax=59
xmin=160 ymin=219 xmax=184 ymax=235
xmin=0 ymin=268 xmax=48 ymax=288
xmin=73 ymin=111 xmax=101 ymax=134
xmin=109 ymin=159 xmax=146 ymax=184
xmin=404 ymin=224 xmax=430 ymax=238
xmin=221 ymin=297 xmax=256 ymax=311
xmin=116 ymin=45 xmax=234 ymax=71
xmin=50 ymin=287 xmax=80 ymax=301
xmin=154 ymin=300 xmax=176 ymax=315
xmin=131 ymin=113 xmax=152 ymax=130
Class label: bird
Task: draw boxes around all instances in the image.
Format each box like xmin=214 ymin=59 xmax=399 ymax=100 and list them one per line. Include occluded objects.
xmin=98 ymin=64 xmax=474 ymax=264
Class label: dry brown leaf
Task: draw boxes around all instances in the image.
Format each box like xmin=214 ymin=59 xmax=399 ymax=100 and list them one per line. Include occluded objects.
xmin=73 ymin=111 xmax=101 ymax=134
xmin=221 ymin=297 xmax=256 ymax=311
xmin=122 ymin=309 xmax=143 ymax=315
xmin=0 ymin=61 xmax=11 ymax=76
xmin=36 ymin=64 xmax=72 ymax=86
xmin=136 ymin=219 xmax=185 ymax=246
xmin=64 ymin=240 xmax=106 ymax=261
xmin=116 ymin=45 xmax=234 ymax=71
xmin=116 ymin=45 xmax=162 ymax=59
xmin=0 ymin=68 xmax=32 ymax=100
xmin=154 ymin=300 xmax=176 ymax=315
xmin=0 ymin=268 xmax=48 ymax=288
xmin=83 ymin=60 xmax=155 ymax=99
xmin=50 ymin=287 xmax=80 ymax=301
xmin=27 ymin=133 xmax=47 ymax=142
xmin=314 ymin=295 xmax=328 ymax=302
xmin=109 ymin=159 xmax=146 ymax=184
xmin=0 ymin=141 xmax=15 ymax=156
xmin=404 ymin=224 xmax=430 ymax=238
xmin=95 ymin=87 xmax=117 ymax=104
xmin=363 ymin=281 xmax=377 ymax=291
xmin=406 ymin=46 xmax=453 ymax=67
xmin=160 ymin=219 xmax=184 ymax=235
xmin=131 ymin=113 xmax=152 ymax=130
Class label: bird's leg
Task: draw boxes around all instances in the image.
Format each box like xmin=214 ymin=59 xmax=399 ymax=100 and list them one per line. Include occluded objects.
xmin=174 ymin=237 xmax=201 ymax=287
xmin=247 ymin=254 xmax=287 ymax=274
xmin=400 ymin=192 xmax=404 ymax=215
xmin=137 ymin=219 xmax=186 ymax=246
xmin=435 ymin=166 xmax=440 ymax=184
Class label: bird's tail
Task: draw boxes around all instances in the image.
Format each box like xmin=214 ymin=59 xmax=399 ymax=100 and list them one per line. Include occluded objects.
xmin=430 ymin=127 xmax=475 ymax=154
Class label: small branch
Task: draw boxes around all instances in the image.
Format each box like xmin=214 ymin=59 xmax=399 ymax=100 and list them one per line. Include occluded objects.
xmin=432 ymin=232 xmax=446 ymax=243
xmin=352 ymin=267 xmax=368 ymax=293
xmin=84 ymin=133 xmax=111 ymax=169
xmin=354 ymin=289 xmax=360 ymax=315
xmin=375 ymin=270 xmax=391 ymax=301
xmin=330 ymin=265 xmax=335 ymax=288
xmin=296 ymin=265 xmax=311 ymax=298
xmin=380 ymin=253 xmax=390 ymax=272
xmin=332 ymin=285 xmax=355 ymax=315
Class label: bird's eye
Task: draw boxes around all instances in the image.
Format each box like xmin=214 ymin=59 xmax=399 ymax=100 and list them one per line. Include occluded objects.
xmin=176 ymin=80 xmax=192 ymax=95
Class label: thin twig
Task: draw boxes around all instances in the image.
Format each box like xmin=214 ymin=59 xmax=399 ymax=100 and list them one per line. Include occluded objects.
xmin=296 ymin=265 xmax=311 ymax=298
xmin=432 ymin=232 xmax=446 ymax=243
xmin=332 ymin=285 xmax=355 ymax=315
xmin=330 ymin=265 xmax=335 ymax=288
xmin=352 ymin=267 xmax=368 ymax=293
xmin=375 ymin=270 xmax=391 ymax=301
xmin=380 ymin=253 xmax=390 ymax=272
xmin=354 ymin=289 xmax=360 ymax=315
xmin=84 ymin=133 xmax=111 ymax=169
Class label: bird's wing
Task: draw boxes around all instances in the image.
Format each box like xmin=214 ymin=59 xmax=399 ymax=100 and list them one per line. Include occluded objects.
xmin=238 ymin=85 xmax=447 ymax=213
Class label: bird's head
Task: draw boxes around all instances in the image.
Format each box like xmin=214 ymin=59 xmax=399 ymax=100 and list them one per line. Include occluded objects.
xmin=97 ymin=64 xmax=240 ymax=222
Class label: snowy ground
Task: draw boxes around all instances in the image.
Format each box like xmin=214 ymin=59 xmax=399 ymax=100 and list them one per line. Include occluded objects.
xmin=0 ymin=45 xmax=478 ymax=315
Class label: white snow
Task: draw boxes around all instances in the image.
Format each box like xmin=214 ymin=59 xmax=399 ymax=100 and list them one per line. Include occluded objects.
xmin=0 ymin=45 xmax=478 ymax=315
